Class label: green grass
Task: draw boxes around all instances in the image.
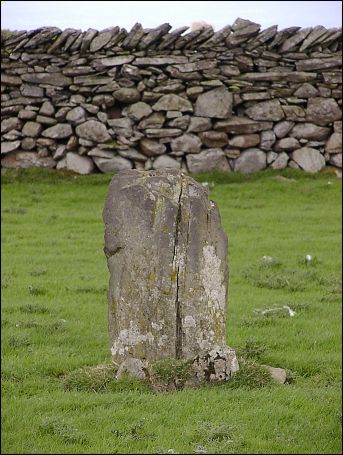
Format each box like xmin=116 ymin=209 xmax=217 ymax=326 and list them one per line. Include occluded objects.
xmin=1 ymin=167 xmax=342 ymax=454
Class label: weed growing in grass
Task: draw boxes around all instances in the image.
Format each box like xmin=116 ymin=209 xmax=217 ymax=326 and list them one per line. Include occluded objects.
xmin=19 ymin=303 xmax=49 ymax=314
xmin=63 ymin=364 xmax=117 ymax=392
xmin=193 ymin=422 xmax=242 ymax=454
xmin=111 ymin=418 xmax=156 ymax=441
xmin=28 ymin=285 xmax=46 ymax=296
xmin=236 ymin=339 xmax=267 ymax=360
xmin=30 ymin=269 xmax=47 ymax=276
xmin=39 ymin=416 xmax=88 ymax=444
xmin=62 ymin=364 xmax=151 ymax=393
xmin=224 ymin=358 xmax=274 ymax=389
xmin=8 ymin=333 xmax=30 ymax=348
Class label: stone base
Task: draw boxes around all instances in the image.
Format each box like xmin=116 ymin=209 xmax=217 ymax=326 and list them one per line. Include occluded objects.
xmin=191 ymin=345 xmax=239 ymax=383
xmin=114 ymin=345 xmax=239 ymax=390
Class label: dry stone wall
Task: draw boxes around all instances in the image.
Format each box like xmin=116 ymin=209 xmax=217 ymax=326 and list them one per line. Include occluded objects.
xmin=1 ymin=18 xmax=342 ymax=174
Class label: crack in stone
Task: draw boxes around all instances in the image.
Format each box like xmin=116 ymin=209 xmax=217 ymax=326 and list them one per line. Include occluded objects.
xmin=173 ymin=175 xmax=184 ymax=359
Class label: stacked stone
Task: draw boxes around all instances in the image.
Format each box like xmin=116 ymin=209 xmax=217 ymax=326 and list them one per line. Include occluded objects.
xmin=1 ymin=18 xmax=342 ymax=174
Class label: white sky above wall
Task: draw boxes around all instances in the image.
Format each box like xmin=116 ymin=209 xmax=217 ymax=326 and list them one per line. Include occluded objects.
xmin=1 ymin=1 xmax=342 ymax=32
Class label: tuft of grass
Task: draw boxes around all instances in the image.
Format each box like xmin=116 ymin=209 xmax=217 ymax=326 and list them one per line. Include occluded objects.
xmin=236 ymin=339 xmax=267 ymax=360
xmin=224 ymin=358 xmax=275 ymax=389
xmin=39 ymin=416 xmax=88 ymax=444
xmin=8 ymin=333 xmax=31 ymax=348
xmin=149 ymin=358 xmax=192 ymax=390
xmin=28 ymin=285 xmax=47 ymax=296
xmin=19 ymin=303 xmax=50 ymax=314
xmin=63 ymin=364 xmax=117 ymax=392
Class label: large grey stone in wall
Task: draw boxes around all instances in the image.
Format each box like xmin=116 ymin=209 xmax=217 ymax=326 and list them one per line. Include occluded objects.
xmin=66 ymin=152 xmax=94 ymax=175
xmin=228 ymin=134 xmax=260 ymax=149
xmin=194 ymin=87 xmax=232 ymax=119
xmin=139 ymin=139 xmax=166 ymax=157
xmin=170 ymin=133 xmax=202 ymax=154
xmin=306 ymin=97 xmax=342 ymax=127
xmin=234 ymin=148 xmax=267 ymax=174
xmin=1 ymin=151 xmax=56 ymax=169
xmin=103 ymin=170 xmax=230 ymax=363
xmin=186 ymin=149 xmax=231 ymax=173
xmin=93 ymin=156 xmax=133 ymax=173
xmin=42 ymin=123 xmax=73 ymax=139
xmin=246 ymin=99 xmax=284 ymax=122
xmin=1 ymin=140 xmax=21 ymax=155
xmin=123 ymin=102 xmax=152 ymax=121
xmin=152 ymin=94 xmax=193 ymax=113
xmin=215 ymin=117 xmax=273 ymax=134
xmin=75 ymin=120 xmax=111 ymax=143
xmin=329 ymin=154 xmax=342 ymax=168
xmin=113 ymin=88 xmax=141 ymax=104
xmin=1 ymin=117 xmax=22 ymax=134
xmin=152 ymin=155 xmax=181 ymax=169
xmin=289 ymin=123 xmax=331 ymax=141
xmin=21 ymin=73 xmax=72 ymax=86
xmin=291 ymin=147 xmax=326 ymax=173
xmin=22 ymin=121 xmax=43 ymax=138
xmin=325 ymin=133 xmax=342 ymax=154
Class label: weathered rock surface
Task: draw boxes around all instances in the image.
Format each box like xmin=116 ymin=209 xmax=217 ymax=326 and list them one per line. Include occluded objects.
xmin=291 ymin=147 xmax=326 ymax=172
xmin=66 ymin=152 xmax=94 ymax=175
xmin=194 ymin=87 xmax=233 ymax=119
xmin=234 ymin=148 xmax=267 ymax=173
xmin=186 ymin=148 xmax=231 ymax=173
xmin=103 ymin=170 xmax=236 ymax=369
xmin=1 ymin=20 xmax=341 ymax=175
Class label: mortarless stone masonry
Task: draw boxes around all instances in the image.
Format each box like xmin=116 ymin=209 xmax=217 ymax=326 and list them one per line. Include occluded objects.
xmin=1 ymin=18 xmax=342 ymax=174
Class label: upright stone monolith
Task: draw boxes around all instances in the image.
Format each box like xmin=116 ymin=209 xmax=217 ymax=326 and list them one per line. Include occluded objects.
xmin=103 ymin=170 xmax=238 ymax=382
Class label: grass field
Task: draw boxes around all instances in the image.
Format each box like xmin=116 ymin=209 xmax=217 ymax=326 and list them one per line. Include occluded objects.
xmin=1 ymin=167 xmax=342 ymax=454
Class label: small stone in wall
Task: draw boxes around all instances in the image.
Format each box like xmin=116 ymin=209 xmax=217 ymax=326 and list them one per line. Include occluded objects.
xmin=39 ymin=101 xmax=55 ymax=117
xmin=93 ymin=156 xmax=133 ymax=173
xmin=325 ymin=133 xmax=342 ymax=154
xmin=113 ymin=87 xmax=141 ymax=104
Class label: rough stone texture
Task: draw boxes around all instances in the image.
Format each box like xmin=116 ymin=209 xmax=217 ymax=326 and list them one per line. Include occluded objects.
xmin=75 ymin=120 xmax=111 ymax=142
xmin=234 ymin=148 xmax=267 ymax=174
xmin=1 ymin=151 xmax=56 ymax=168
xmin=228 ymin=134 xmax=260 ymax=149
xmin=325 ymin=133 xmax=342 ymax=154
xmin=152 ymin=94 xmax=193 ymax=113
xmin=192 ymin=346 xmax=239 ymax=382
xmin=1 ymin=20 xmax=341 ymax=175
xmin=289 ymin=123 xmax=331 ymax=141
xmin=263 ymin=365 xmax=287 ymax=384
xmin=42 ymin=123 xmax=73 ymax=139
xmin=66 ymin=152 xmax=94 ymax=175
xmin=22 ymin=121 xmax=43 ymax=138
xmin=103 ymin=170 xmax=235 ymax=367
xmin=170 ymin=134 xmax=202 ymax=154
xmin=291 ymin=147 xmax=326 ymax=172
xmin=306 ymin=97 xmax=342 ymax=127
xmin=329 ymin=153 xmax=342 ymax=168
xmin=1 ymin=140 xmax=21 ymax=155
xmin=152 ymin=155 xmax=181 ymax=169
xmin=93 ymin=156 xmax=133 ymax=172
xmin=194 ymin=87 xmax=233 ymax=119
xmin=246 ymin=99 xmax=285 ymax=122
xmin=186 ymin=149 xmax=231 ymax=173
xmin=270 ymin=152 xmax=289 ymax=170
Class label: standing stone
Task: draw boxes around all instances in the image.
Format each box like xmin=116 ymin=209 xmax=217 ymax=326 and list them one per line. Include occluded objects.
xmin=103 ymin=170 xmax=237 ymax=380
